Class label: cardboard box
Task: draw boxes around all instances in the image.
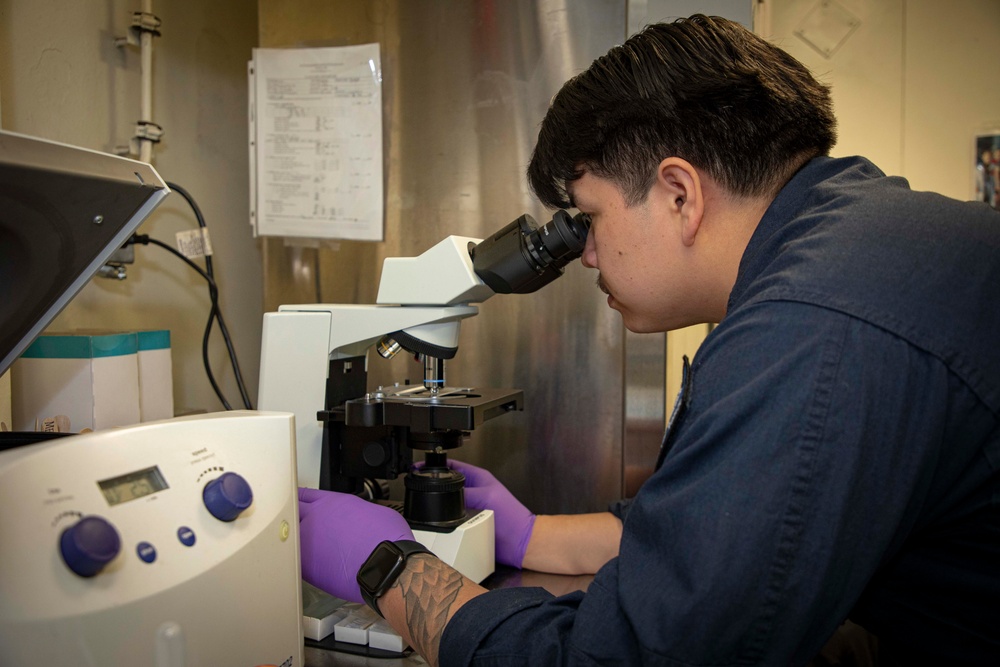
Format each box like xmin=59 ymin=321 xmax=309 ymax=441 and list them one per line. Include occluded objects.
xmin=137 ymin=330 xmax=174 ymax=422
xmin=12 ymin=332 xmax=146 ymax=432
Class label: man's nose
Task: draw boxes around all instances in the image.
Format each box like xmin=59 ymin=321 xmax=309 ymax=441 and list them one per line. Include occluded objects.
xmin=581 ymin=229 xmax=597 ymax=268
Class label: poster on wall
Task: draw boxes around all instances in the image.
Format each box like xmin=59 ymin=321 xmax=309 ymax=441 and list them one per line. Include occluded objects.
xmin=974 ymin=132 xmax=1000 ymax=210
xmin=248 ymin=43 xmax=384 ymax=240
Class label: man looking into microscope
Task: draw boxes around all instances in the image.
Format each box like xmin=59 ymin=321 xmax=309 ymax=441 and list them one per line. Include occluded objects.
xmin=298 ymin=14 xmax=1000 ymax=666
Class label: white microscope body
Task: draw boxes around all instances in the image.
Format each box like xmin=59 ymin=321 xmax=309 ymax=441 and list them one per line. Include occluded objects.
xmin=259 ymin=236 xmax=502 ymax=583
xmin=258 ymin=210 xmax=590 ymax=585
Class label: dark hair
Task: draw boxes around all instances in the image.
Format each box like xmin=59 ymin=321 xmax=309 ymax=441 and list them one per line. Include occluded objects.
xmin=527 ymin=15 xmax=837 ymax=208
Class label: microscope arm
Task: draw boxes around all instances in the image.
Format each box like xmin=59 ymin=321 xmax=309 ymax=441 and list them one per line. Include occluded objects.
xmin=258 ymin=304 xmax=479 ymax=489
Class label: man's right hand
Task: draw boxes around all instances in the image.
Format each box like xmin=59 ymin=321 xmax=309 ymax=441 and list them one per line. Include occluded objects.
xmin=445 ymin=459 xmax=536 ymax=569
xmin=431 ymin=460 xmax=623 ymax=575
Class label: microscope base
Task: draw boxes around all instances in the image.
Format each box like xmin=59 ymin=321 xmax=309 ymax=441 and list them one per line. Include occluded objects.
xmin=412 ymin=509 xmax=495 ymax=583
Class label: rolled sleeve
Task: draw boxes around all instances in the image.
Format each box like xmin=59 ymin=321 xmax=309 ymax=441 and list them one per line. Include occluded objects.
xmin=608 ymin=497 xmax=633 ymax=522
xmin=441 ymin=560 xmax=644 ymax=666
xmin=440 ymin=587 xmax=557 ymax=667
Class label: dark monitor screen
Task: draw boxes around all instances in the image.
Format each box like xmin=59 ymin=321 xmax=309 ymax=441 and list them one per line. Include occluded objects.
xmin=0 ymin=131 xmax=169 ymax=376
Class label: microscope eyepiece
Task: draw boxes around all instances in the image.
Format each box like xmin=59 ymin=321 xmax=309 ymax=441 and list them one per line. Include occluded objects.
xmin=470 ymin=210 xmax=591 ymax=294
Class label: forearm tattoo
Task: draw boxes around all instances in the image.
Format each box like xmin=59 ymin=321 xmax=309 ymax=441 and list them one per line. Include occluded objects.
xmin=396 ymin=555 xmax=467 ymax=666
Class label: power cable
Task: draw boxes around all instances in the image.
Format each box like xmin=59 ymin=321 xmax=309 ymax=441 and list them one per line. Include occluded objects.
xmin=128 ymin=183 xmax=253 ymax=410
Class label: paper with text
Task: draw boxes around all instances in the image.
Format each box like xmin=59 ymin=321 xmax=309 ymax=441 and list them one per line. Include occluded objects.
xmin=250 ymin=43 xmax=383 ymax=240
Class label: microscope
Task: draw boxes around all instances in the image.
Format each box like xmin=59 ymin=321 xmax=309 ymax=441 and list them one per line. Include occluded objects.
xmin=258 ymin=210 xmax=590 ymax=582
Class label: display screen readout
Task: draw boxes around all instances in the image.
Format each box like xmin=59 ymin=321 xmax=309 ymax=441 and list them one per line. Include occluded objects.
xmin=98 ymin=466 xmax=169 ymax=506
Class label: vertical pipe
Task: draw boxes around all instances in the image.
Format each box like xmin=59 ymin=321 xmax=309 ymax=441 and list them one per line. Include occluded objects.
xmin=139 ymin=0 xmax=154 ymax=163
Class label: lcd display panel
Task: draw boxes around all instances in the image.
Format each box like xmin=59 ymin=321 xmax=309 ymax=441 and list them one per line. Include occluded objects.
xmin=98 ymin=466 xmax=169 ymax=506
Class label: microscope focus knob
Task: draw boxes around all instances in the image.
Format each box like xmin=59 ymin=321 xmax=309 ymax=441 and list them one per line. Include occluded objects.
xmin=60 ymin=515 xmax=122 ymax=577
xmin=203 ymin=472 xmax=253 ymax=521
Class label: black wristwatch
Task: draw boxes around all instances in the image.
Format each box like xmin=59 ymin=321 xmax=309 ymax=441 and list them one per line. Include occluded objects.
xmin=357 ymin=540 xmax=432 ymax=617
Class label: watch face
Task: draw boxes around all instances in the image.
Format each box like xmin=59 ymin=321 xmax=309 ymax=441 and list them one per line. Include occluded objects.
xmin=358 ymin=542 xmax=404 ymax=593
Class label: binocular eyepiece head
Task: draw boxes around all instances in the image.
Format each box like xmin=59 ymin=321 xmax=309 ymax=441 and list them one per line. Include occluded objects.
xmin=469 ymin=210 xmax=591 ymax=295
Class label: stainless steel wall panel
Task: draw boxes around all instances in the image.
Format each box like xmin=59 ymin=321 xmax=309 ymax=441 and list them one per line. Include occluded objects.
xmin=259 ymin=1 xmax=632 ymax=514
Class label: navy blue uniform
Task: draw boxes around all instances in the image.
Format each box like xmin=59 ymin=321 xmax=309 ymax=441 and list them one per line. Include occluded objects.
xmin=441 ymin=157 xmax=1000 ymax=666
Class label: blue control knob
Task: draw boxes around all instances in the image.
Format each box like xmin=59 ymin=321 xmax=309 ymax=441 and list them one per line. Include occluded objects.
xmin=203 ymin=472 xmax=253 ymax=522
xmin=60 ymin=515 xmax=121 ymax=577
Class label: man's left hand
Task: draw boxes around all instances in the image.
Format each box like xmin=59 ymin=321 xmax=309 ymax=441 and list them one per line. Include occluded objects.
xmin=298 ymin=487 xmax=415 ymax=602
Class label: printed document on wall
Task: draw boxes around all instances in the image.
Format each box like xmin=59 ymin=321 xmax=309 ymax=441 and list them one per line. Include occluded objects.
xmin=249 ymin=43 xmax=383 ymax=240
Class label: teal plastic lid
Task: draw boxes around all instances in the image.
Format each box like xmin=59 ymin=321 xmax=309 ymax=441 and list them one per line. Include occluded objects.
xmin=21 ymin=332 xmax=138 ymax=359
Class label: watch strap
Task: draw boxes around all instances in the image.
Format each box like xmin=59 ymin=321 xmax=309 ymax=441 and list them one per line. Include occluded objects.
xmin=359 ymin=539 xmax=432 ymax=617
xmin=394 ymin=539 xmax=432 ymax=559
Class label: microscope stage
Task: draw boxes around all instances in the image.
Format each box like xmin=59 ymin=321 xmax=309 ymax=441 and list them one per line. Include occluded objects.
xmin=344 ymin=386 xmax=523 ymax=431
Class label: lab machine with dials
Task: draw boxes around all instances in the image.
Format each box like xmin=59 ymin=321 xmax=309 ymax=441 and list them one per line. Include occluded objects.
xmin=0 ymin=410 xmax=303 ymax=667
xmin=0 ymin=130 xmax=303 ymax=667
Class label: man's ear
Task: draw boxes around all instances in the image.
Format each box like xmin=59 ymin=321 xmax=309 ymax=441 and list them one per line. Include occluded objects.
xmin=655 ymin=157 xmax=704 ymax=247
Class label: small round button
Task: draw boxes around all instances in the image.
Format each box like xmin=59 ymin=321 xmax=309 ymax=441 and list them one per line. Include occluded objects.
xmin=177 ymin=526 xmax=196 ymax=546
xmin=136 ymin=541 xmax=157 ymax=563
xmin=60 ymin=515 xmax=121 ymax=577
xmin=202 ymin=472 xmax=253 ymax=522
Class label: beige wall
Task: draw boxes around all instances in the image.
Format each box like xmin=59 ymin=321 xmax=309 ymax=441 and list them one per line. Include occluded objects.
xmin=764 ymin=0 xmax=1000 ymax=198
xmin=0 ymin=0 xmax=260 ymax=418
xmin=666 ymin=0 xmax=1000 ymax=410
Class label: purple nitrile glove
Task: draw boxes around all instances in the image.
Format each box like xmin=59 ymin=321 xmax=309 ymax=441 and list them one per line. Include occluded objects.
xmin=297 ymin=487 xmax=414 ymax=603
xmin=446 ymin=460 xmax=536 ymax=569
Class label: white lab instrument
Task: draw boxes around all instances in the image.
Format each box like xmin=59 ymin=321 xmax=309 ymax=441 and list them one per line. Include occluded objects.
xmin=258 ymin=211 xmax=590 ymax=586
xmin=0 ymin=410 xmax=303 ymax=667
xmin=257 ymin=238 xmax=502 ymax=583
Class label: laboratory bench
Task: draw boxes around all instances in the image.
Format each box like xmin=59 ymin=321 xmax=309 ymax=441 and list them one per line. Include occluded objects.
xmin=304 ymin=568 xmax=595 ymax=666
